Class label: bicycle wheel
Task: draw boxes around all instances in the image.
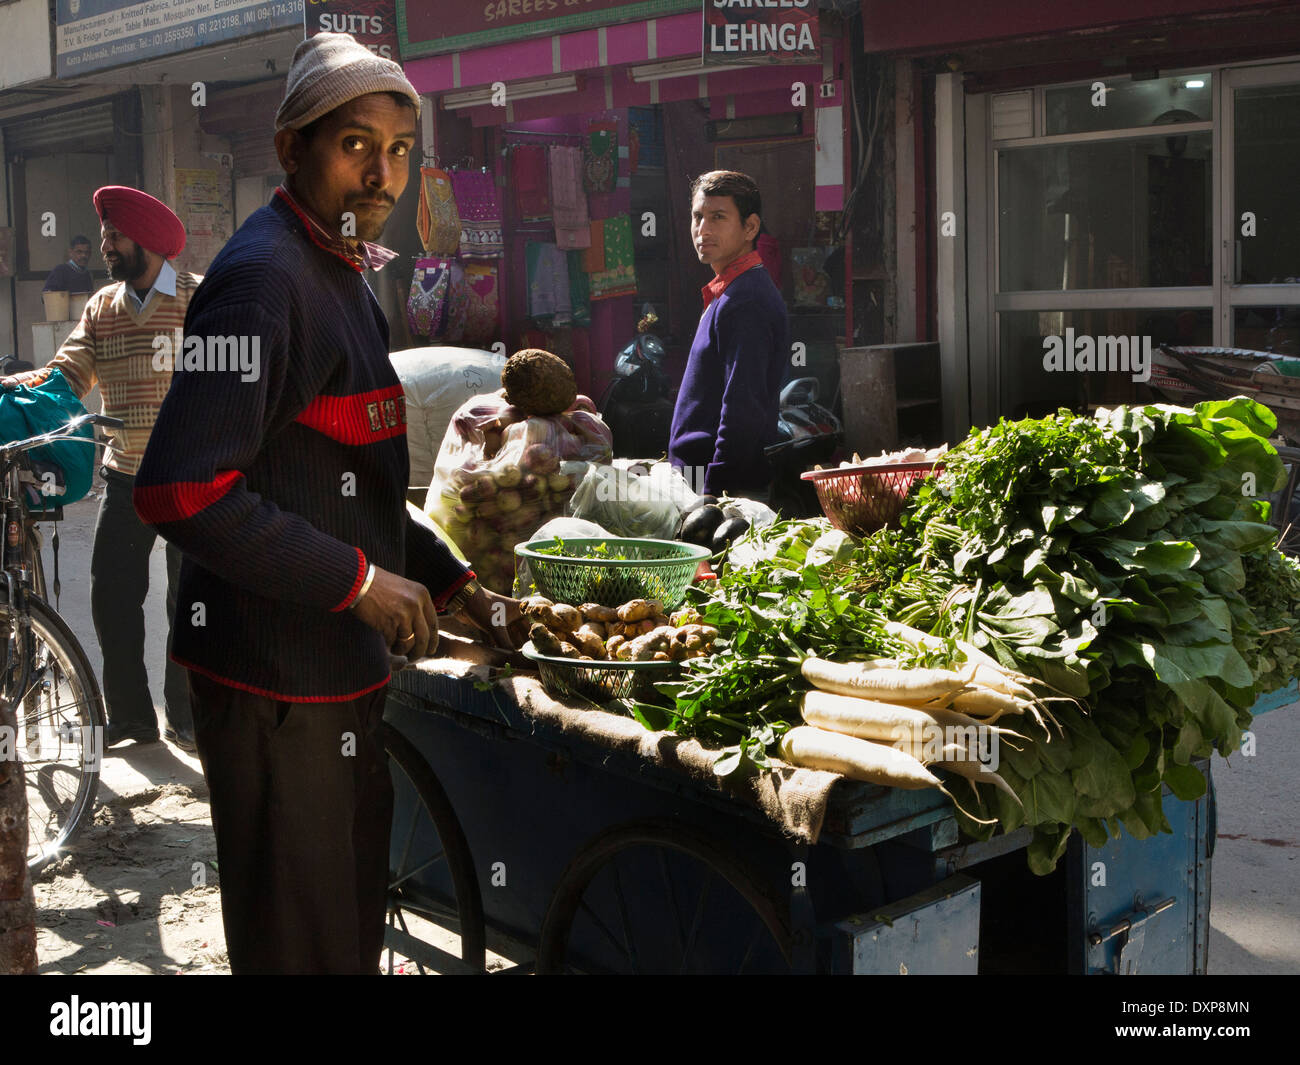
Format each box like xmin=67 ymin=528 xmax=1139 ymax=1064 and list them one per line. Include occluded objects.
xmin=3 ymin=595 xmax=106 ymax=871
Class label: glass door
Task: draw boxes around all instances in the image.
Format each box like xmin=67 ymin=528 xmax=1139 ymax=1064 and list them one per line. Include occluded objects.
xmin=1222 ymin=64 xmax=1300 ymax=354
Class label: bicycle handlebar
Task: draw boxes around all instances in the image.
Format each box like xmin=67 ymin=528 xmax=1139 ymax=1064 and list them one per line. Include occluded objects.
xmin=0 ymin=412 xmax=125 ymax=461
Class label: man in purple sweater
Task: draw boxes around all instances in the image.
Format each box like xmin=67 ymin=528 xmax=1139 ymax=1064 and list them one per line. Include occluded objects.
xmin=668 ymin=170 xmax=790 ymax=498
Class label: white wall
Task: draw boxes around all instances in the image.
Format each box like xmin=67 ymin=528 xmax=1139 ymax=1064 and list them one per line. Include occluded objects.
xmin=0 ymin=0 xmax=52 ymax=90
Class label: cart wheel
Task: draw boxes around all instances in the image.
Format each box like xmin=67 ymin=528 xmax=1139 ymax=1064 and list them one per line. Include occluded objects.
xmin=381 ymin=721 xmax=487 ymax=974
xmin=536 ymin=819 xmax=793 ymax=974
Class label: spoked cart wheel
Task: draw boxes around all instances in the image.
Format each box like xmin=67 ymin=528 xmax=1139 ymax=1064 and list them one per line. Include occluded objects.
xmin=536 ymin=819 xmax=793 ymax=974
xmin=380 ymin=721 xmax=487 ymax=974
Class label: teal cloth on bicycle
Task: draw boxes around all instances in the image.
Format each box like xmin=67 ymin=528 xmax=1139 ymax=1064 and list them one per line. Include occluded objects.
xmin=0 ymin=369 xmax=94 ymax=511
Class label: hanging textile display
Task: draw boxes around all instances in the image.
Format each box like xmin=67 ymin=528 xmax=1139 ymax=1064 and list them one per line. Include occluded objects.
xmin=548 ymin=145 xmax=591 ymax=251
xmin=526 ymin=241 xmax=572 ymax=322
xmin=406 ymin=257 xmax=453 ymax=339
xmin=451 ymin=169 xmax=504 ymax=259
xmin=416 ymin=168 xmax=460 ymax=256
xmin=581 ymin=218 xmax=606 ymax=274
xmin=461 ymin=262 xmax=500 ymax=347
xmin=567 ymin=250 xmax=591 ymax=328
xmin=584 ymin=121 xmax=618 ymax=194
xmin=588 ymin=214 xmax=636 ymax=301
xmin=443 ymin=258 xmax=470 ymax=343
xmin=512 ymin=145 xmax=552 ymax=221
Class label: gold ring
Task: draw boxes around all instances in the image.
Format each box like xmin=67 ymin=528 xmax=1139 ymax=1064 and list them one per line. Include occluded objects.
xmin=398 ymin=631 xmax=415 ymax=642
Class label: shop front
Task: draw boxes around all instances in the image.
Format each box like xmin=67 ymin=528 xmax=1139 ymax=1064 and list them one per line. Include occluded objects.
xmin=866 ymin=0 xmax=1300 ymax=433
xmin=397 ymin=1 xmax=853 ymax=455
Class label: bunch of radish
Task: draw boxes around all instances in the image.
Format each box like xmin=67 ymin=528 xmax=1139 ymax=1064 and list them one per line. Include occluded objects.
xmin=780 ymin=621 xmax=1067 ymax=821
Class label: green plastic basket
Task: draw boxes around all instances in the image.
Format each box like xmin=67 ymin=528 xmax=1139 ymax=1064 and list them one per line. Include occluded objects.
xmin=515 ymin=536 xmax=710 ymax=610
xmin=522 ymin=644 xmax=680 ymax=702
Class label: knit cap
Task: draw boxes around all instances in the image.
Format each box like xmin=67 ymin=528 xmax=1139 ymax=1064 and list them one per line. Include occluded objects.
xmin=275 ymin=32 xmax=421 ymax=132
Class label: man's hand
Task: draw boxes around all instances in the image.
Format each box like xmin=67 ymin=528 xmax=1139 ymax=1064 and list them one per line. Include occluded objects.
xmin=2 ymin=369 xmax=49 ymax=391
xmin=459 ymin=586 xmax=527 ymax=650
xmin=350 ymin=566 xmax=440 ymax=659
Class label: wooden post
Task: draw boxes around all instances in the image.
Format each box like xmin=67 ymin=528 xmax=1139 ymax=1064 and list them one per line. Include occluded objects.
xmin=0 ymin=691 xmax=37 ymax=974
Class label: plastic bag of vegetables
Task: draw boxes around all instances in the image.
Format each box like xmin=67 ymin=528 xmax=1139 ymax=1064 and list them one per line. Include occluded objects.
xmin=424 ymin=350 xmax=614 ymax=593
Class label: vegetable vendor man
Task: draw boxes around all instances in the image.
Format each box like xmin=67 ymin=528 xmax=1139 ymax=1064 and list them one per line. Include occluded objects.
xmin=668 ymin=170 xmax=790 ymax=499
xmin=134 ymin=32 xmax=523 ymax=974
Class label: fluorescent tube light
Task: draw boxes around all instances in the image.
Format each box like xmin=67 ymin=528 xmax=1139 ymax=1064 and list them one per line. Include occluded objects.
xmin=442 ymin=74 xmax=580 ymax=110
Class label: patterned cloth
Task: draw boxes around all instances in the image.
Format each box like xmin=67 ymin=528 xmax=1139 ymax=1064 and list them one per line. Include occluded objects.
xmin=416 ymin=168 xmax=460 ymax=256
xmin=444 ymin=259 xmax=469 ymax=342
xmin=275 ymin=185 xmax=396 ymax=272
xmin=549 ymin=145 xmax=591 ymax=251
xmin=526 ymin=241 xmax=571 ymax=322
xmin=588 ymin=214 xmax=636 ymax=301
xmin=462 ymin=262 xmax=499 ymax=347
xmin=581 ymin=218 xmax=605 ymax=274
xmin=512 ymin=145 xmax=551 ymax=221
xmin=567 ymin=251 xmax=591 ymax=328
xmin=584 ymin=122 xmax=617 ymax=194
xmin=406 ymin=257 xmax=452 ymax=339
xmin=451 ymin=169 xmax=504 ymax=259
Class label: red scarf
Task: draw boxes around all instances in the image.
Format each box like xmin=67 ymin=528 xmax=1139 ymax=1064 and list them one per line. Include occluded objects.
xmin=701 ymin=250 xmax=763 ymax=307
xmin=275 ymin=185 xmax=398 ymax=273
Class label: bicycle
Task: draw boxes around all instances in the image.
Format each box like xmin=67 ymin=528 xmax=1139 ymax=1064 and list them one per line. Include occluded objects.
xmin=0 ymin=409 xmax=123 ymax=870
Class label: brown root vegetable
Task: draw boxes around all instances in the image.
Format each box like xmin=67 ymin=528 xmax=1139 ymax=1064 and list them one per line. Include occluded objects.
xmin=606 ymin=635 xmax=627 ymax=658
xmin=667 ymin=641 xmax=689 ymax=662
xmin=501 ymin=348 xmax=577 ymax=416
xmin=653 ymin=652 xmax=671 ymax=662
xmin=529 ymin=623 xmax=564 ymax=656
xmin=580 ymin=603 xmax=619 ymax=624
xmin=550 ymin=603 xmax=582 ymax=633
xmin=617 ymin=599 xmax=662 ymax=623
xmin=637 ymin=619 xmax=657 ymax=636
xmin=570 ymin=628 xmax=607 ymax=659
xmin=557 ymin=641 xmax=580 ymax=658
xmin=626 ymin=629 xmax=673 ymax=661
xmin=671 ymin=606 xmax=702 ymax=627
xmin=577 ymin=621 xmax=607 ymax=642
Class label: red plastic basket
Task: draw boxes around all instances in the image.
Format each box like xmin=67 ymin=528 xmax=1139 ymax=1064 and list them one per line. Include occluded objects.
xmin=800 ymin=461 xmax=943 ymax=536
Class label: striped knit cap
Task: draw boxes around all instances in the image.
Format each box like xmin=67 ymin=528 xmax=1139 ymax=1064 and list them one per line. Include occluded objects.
xmin=275 ymin=32 xmax=421 ymax=132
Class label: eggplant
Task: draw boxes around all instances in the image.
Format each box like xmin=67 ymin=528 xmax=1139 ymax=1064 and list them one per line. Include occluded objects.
xmin=683 ymin=494 xmax=720 ymax=516
xmin=680 ymin=504 xmax=726 ymax=546
xmin=712 ymin=516 xmax=750 ymax=553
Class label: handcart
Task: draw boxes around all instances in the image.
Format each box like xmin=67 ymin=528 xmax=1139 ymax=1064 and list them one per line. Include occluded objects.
xmin=378 ymin=640 xmax=1290 ymax=975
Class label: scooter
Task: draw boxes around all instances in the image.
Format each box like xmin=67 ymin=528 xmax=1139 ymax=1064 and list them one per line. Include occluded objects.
xmin=765 ymin=376 xmax=843 ymax=517
xmin=599 ymin=307 xmax=676 ymax=459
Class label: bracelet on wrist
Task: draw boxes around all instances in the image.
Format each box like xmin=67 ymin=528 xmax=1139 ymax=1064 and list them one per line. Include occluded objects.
xmin=350 ymin=563 xmax=376 ymax=608
xmin=443 ymin=577 xmax=481 ymax=615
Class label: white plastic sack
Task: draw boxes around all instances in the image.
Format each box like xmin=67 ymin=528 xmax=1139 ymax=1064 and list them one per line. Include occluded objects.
xmin=389 ymin=346 xmax=507 ymax=493
xmin=567 ymin=460 xmax=696 ymax=540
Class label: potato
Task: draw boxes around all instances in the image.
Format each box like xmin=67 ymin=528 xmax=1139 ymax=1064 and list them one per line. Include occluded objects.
xmin=580 ymin=603 xmax=619 ymax=624
xmin=550 ymin=603 xmax=582 ymax=633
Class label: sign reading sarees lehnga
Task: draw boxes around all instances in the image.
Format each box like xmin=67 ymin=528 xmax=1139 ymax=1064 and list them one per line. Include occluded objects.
xmin=398 ymin=0 xmax=698 ymax=59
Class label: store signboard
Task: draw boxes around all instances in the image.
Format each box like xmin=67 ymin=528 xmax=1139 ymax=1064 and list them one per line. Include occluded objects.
xmin=55 ymin=0 xmax=304 ymax=78
xmin=703 ymin=1 xmax=820 ymax=63
xmin=305 ymin=0 xmax=398 ymax=59
xmin=399 ymin=0 xmax=697 ymax=59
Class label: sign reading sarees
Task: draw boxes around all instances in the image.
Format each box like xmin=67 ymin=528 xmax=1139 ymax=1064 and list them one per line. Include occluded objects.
xmin=55 ymin=0 xmax=304 ymax=78
xmin=398 ymin=0 xmax=698 ymax=58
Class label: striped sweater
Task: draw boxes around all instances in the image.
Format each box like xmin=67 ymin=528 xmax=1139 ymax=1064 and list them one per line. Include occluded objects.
xmin=20 ymin=273 xmax=201 ymax=475
xmin=134 ymin=193 xmax=470 ymax=701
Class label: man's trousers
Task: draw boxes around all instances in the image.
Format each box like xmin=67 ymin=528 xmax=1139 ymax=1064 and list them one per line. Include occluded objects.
xmin=91 ymin=467 xmax=191 ymax=733
xmin=188 ymin=669 xmax=393 ymax=974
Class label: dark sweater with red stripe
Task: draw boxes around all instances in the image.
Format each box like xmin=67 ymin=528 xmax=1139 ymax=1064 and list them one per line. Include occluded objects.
xmin=134 ymin=193 xmax=470 ymax=701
